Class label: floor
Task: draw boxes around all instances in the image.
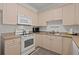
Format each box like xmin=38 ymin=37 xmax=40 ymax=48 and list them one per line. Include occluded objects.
xmin=30 ymin=47 xmax=60 ymax=55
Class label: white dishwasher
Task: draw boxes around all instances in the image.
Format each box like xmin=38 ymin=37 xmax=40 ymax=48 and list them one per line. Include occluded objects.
xmin=72 ymin=41 xmax=79 ymax=55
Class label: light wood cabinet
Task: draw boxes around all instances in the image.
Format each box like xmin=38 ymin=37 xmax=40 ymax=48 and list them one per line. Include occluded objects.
xmin=17 ymin=4 xmax=29 ymax=16
xmin=35 ymin=33 xmax=73 ymax=55
xmin=31 ymin=12 xmax=38 ymax=26
xmin=0 ymin=4 xmax=3 ymax=10
xmin=75 ymin=4 xmax=79 ymax=25
xmin=42 ymin=35 xmax=50 ymax=50
xmin=62 ymin=37 xmax=72 ymax=55
xmin=17 ymin=4 xmax=38 ymax=26
xmin=50 ymin=35 xmax=62 ymax=54
xmin=35 ymin=34 xmax=62 ymax=54
xmin=34 ymin=34 xmax=39 ymax=47
xmin=51 ymin=8 xmax=63 ymax=20
xmin=62 ymin=4 xmax=75 ymax=25
xmin=38 ymin=13 xmax=47 ymax=26
xmin=4 ymin=38 xmax=21 ymax=55
xmin=36 ymin=34 xmax=43 ymax=47
xmin=35 ymin=34 xmax=50 ymax=50
xmin=3 ymin=4 xmax=17 ymax=24
xmin=38 ymin=7 xmax=63 ymax=26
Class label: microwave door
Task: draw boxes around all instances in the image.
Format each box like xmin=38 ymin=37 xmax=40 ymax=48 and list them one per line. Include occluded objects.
xmin=18 ymin=16 xmax=29 ymax=25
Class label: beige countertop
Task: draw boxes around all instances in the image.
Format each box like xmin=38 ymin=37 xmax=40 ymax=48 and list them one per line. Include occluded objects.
xmin=36 ymin=32 xmax=73 ymax=38
xmin=1 ymin=32 xmax=21 ymax=40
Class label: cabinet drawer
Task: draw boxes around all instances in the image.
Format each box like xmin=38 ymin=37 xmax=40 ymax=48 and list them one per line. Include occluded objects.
xmin=4 ymin=38 xmax=21 ymax=55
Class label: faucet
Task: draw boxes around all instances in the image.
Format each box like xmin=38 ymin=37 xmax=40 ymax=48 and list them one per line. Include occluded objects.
xmin=23 ymin=29 xmax=26 ymax=35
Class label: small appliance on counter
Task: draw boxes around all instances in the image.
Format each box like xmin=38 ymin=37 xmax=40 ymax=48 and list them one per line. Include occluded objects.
xmin=33 ymin=27 xmax=40 ymax=33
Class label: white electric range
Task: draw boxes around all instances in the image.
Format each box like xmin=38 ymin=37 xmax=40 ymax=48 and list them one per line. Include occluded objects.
xmin=16 ymin=29 xmax=35 ymax=55
xmin=21 ymin=34 xmax=35 ymax=55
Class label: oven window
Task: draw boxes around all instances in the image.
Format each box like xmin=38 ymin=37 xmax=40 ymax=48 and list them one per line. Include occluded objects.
xmin=24 ymin=39 xmax=33 ymax=48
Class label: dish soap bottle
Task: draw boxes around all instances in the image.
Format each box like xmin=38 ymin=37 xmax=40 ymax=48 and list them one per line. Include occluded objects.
xmin=69 ymin=28 xmax=73 ymax=34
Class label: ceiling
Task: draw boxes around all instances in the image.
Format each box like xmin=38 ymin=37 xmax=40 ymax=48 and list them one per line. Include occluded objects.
xmin=21 ymin=3 xmax=69 ymax=12
xmin=27 ymin=3 xmax=68 ymax=12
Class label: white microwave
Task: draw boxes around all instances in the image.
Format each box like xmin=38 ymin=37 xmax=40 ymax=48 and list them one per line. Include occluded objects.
xmin=17 ymin=16 xmax=32 ymax=25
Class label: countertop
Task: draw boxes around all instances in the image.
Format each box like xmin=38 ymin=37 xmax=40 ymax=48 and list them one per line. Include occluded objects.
xmin=1 ymin=32 xmax=21 ymax=40
xmin=35 ymin=32 xmax=73 ymax=38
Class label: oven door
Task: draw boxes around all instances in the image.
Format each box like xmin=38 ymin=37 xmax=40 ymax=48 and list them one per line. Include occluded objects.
xmin=21 ymin=36 xmax=35 ymax=53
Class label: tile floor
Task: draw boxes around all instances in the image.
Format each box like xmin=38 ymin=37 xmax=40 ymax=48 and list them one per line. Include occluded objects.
xmin=30 ymin=47 xmax=60 ymax=55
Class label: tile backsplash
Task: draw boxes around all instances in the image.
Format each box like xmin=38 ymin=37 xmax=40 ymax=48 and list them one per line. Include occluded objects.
xmin=39 ymin=25 xmax=79 ymax=33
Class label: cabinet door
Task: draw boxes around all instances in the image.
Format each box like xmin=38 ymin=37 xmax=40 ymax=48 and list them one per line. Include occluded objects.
xmin=63 ymin=4 xmax=75 ymax=25
xmin=75 ymin=4 xmax=79 ymax=25
xmin=32 ymin=13 xmax=38 ymax=26
xmin=3 ymin=3 xmax=17 ymax=24
xmin=17 ymin=4 xmax=28 ymax=16
xmin=62 ymin=37 xmax=72 ymax=55
xmin=36 ymin=34 xmax=43 ymax=47
xmin=52 ymin=8 xmax=63 ymax=20
xmin=38 ymin=7 xmax=63 ymax=26
xmin=50 ymin=36 xmax=62 ymax=54
xmin=34 ymin=34 xmax=39 ymax=47
xmin=36 ymin=34 xmax=50 ymax=49
xmin=38 ymin=13 xmax=47 ymax=26
xmin=0 ymin=4 xmax=3 ymax=10
xmin=42 ymin=35 xmax=50 ymax=50
xmin=5 ymin=38 xmax=21 ymax=55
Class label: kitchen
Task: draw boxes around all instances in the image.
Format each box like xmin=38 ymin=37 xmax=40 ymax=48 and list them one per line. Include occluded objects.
xmin=0 ymin=3 xmax=79 ymax=55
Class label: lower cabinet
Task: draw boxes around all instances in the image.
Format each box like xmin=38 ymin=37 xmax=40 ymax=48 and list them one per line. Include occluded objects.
xmin=34 ymin=34 xmax=38 ymax=47
xmin=35 ymin=34 xmax=73 ymax=55
xmin=37 ymin=34 xmax=44 ymax=47
xmin=35 ymin=34 xmax=62 ymax=54
xmin=50 ymin=36 xmax=62 ymax=54
xmin=34 ymin=34 xmax=43 ymax=47
xmin=2 ymin=38 xmax=21 ymax=55
xmin=42 ymin=35 xmax=50 ymax=50
xmin=62 ymin=37 xmax=72 ymax=55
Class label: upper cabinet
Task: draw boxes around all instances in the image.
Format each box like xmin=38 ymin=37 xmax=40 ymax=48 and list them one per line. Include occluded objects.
xmin=17 ymin=4 xmax=38 ymax=26
xmin=17 ymin=4 xmax=30 ymax=16
xmin=32 ymin=12 xmax=38 ymax=26
xmin=0 ymin=4 xmax=3 ymax=10
xmin=2 ymin=3 xmax=79 ymax=25
xmin=62 ymin=4 xmax=75 ymax=25
xmin=3 ymin=4 xmax=17 ymax=24
xmin=38 ymin=7 xmax=63 ymax=26
xmin=51 ymin=8 xmax=63 ymax=20
xmin=75 ymin=4 xmax=79 ymax=25
xmin=38 ymin=12 xmax=47 ymax=26
xmin=0 ymin=4 xmax=38 ymax=25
